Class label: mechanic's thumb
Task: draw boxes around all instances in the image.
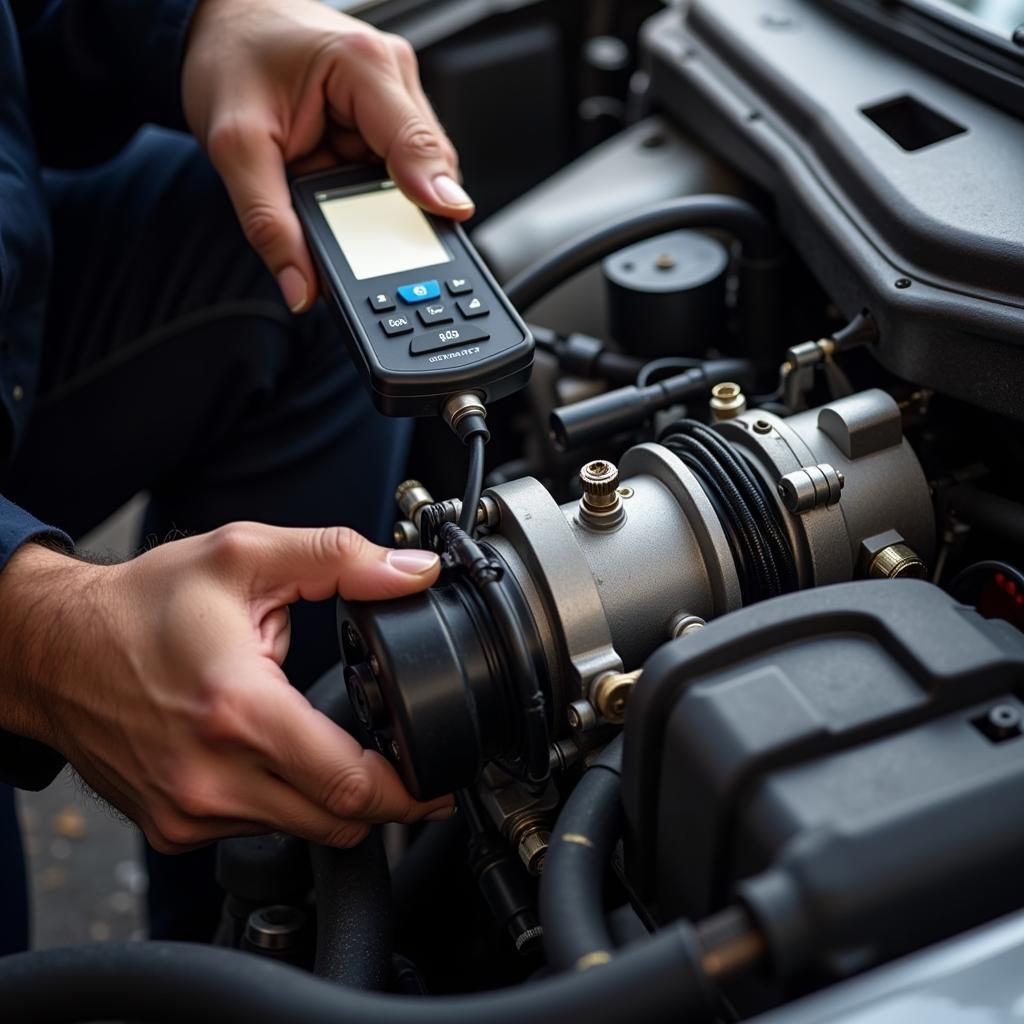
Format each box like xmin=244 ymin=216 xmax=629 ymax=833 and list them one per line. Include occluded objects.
xmin=258 ymin=526 xmax=441 ymax=604
xmin=207 ymin=122 xmax=317 ymax=313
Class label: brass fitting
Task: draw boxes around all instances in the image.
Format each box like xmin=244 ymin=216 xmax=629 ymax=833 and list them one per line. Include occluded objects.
xmin=592 ymin=669 xmax=642 ymax=725
xmin=710 ymin=382 xmax=747 ymax=421
xmin=578 ymin=460 xmax=625 ymax=529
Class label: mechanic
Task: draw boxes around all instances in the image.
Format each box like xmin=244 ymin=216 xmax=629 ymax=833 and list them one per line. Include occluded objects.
xmin=0 ymin=0 xmax=472 ymax=953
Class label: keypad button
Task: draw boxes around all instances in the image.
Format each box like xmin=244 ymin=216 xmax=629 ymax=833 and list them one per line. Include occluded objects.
xmin=457 ymin=296 xmax=489 ymax=318
xmin=368 ymin=292 xmax=395 ymax=312
xmin=397 ymin=280 xmax=441 ymax=304
xmin=418 ymin=303 xmax=455 ymax=326
xmin=380 ymin=313 xmax=414 ymax=336
xmin=409 ymin=323 xmax=490 ymax=356
xmin=446 ymin=277 xmax=473 ymax=295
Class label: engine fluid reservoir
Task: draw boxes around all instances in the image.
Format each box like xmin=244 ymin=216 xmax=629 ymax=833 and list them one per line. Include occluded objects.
xmin=604 ymin=229 xmax=729 ymax=357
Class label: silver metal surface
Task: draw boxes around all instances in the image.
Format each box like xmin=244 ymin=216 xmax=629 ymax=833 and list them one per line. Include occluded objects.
xmin=244 ymin=906 xmax=306 ymax=951
xmin=482 ymin=393 xmax=932 ymax=730
xmin=750 ymin=910 xmax=1024 ymax=1024
xmin=778 ymin=463 xmax=844 ymax=513
xmin=486 ymin=476 xmax=624 ymax=705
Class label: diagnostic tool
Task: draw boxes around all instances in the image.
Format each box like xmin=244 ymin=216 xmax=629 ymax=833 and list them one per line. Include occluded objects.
xmin=291 ymin=167 xmax=534 ymax=417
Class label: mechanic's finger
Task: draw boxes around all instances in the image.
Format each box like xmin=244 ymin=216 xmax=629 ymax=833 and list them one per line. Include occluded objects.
xmin=227 ymin=773 xmax=388 ymax=848
xmin=395 ymin=52 xmax=460 ymax=171
xmin=289 ymin=145 xmax=345 ymax=177
xmin=334 ymin=57 xmax=474 ymax=219
xmin=327 ymin=125 xmax=376 ymax=165
xmin=258 ymin=687 xmax=454 ymax=824
xmin=249 ymin=524 xmax=441 ymax=604
xmin=205 ymin=116 xmax=317 ymax=312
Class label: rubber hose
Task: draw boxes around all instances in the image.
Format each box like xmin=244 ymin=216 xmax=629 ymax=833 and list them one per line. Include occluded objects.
xmin=539 ymin=737 xmax=624 ymax=972
xmin=391 ymin=820 xmax=463 ymax=917
xmin=310 ymin=830 xmax=392 ymax=990
xmin=504 ymin=195 xmax=777 ymax=312
xmin=0 ymin=926 xmax=715 ymax=1024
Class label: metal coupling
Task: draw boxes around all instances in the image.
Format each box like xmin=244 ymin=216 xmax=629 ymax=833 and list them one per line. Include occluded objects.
xmin=592 ymin=669 xmax=642 ymax=725
xmin=514 ymin=825 xmax=551 ymax=876
xmin=710 ymin=382 xmax=747 ymax=422
xmin=778 ymin=463 xmax=844 ymax=514
xmin=443 ymin=392 xmax=487 ymax=434
xmin=395 ymin=479 xmax=435 ymax=529
xmin=869 ymin=543 xmax=928 ymax=580
xmin=578 ymin=460 xmax=625 ymax=530
xmin=393 ymin=520 xmax=419 ymax=548
xmin=670 ymin=612 xmax=706 ymax=639
xmin=244 ymin=906 xmax=307 ymax=952
xmin=567 ymin=698 xmax=599 ymax=733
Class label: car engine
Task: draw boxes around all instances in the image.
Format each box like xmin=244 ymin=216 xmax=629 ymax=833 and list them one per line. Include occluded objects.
xmin=4 ymin=1 xmax=1024 ymax=1021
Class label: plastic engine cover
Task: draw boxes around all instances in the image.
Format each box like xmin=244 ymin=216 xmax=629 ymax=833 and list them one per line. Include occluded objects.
xmin=623 ymin=580 xmax=1024 ymax=977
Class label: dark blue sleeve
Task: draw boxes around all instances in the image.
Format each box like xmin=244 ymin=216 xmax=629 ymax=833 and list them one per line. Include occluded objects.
xmin=14 ymin=0 xmax=201 ymax=166
xmin=0 ymin=495 xmax=73 ymax=790
xmin=0 ymin=494 xmax=72 ymax=572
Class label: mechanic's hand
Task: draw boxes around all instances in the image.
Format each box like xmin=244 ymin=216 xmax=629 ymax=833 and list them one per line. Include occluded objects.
xmin=181 ymin=0 xmax=474 ymax=314
xmin=0 ymin=525 xmax=451 ymax=853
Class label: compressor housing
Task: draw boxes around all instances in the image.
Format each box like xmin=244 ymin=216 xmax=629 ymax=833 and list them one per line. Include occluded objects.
xmin=340 ymin=388 xmax=935 ymax=799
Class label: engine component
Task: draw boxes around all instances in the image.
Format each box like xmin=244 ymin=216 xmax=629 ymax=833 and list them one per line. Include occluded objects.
xmin=340 ymin=388 xmax=934 ymax=799
xmin=710 ymin=381 xmax=747 ymax=422
xmin=644 ymin=2 xmax=1024 ymax=419
xmin=623 ymin=579 xmax=1024 ymax=981
xmin=603 ymin=229 xmax=729 ymax=356
xmin=549 ymin=357 xmax=752 ymax=451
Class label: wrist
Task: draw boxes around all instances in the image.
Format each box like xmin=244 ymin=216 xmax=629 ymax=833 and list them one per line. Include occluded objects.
xmin=0 ymin=543 xmax=112 ymax=753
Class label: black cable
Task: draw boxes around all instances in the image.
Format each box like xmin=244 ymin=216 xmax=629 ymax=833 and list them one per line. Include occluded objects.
xmin=539 ymin=736 xmax=624 ymax=972
xmin=504 ymin=196 xmax=777 ymax=312
xmin=660 ymin=421 xmax=797 ymax=602
xmin=0 ymin=930 xmax=716 ymax=1024
xmin=636 ymin=357 xmax=704 ymax=388
xmin=459 ymin=433 xmax=486 ymax=534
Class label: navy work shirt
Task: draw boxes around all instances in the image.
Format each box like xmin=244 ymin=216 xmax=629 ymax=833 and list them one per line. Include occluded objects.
xmin=0 ymin=0 xmax=198 ymax=786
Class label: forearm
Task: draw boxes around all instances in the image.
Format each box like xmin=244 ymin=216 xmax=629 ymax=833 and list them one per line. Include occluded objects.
xmin=0 ymin=542 xmax=101 ymax=753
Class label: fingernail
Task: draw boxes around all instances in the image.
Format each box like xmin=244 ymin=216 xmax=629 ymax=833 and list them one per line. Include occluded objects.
xmin=426 ymin=804 xmax=458 ymax=822
xmin=387 ymin=549 xmax=440 ymax=576
xmin=432 ymin=174 xmax=474 ymax=209
xmin=277 ymin=266 xmax=309 ymax=313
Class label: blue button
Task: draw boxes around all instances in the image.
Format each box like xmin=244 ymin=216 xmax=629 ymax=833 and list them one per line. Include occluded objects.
xmin=398 ymin=280 xmax=441 ymax=304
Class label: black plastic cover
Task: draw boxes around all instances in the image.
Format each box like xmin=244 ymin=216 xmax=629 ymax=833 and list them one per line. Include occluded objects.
xmin=623 ymin=580 xmax=1024 ymax=976
xmin=643 ymin=2 xmax=1024 ymax=419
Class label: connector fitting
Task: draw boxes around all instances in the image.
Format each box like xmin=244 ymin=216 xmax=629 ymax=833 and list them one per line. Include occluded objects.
xmin=443 ymin=392 xmax=489 ymax=443
xmin=710 ymin=382 xmax=747 ymax=422
xmin=578 ymin=460 xmax=625 ymax=530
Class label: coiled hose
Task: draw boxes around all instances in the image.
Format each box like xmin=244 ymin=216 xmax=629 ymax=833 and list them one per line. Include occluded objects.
xmin=660 ymin=420 xmax=797 ymax=602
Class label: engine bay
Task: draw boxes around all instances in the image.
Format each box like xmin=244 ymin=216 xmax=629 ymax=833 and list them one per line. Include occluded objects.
xmin=8 ymin=1 xmax=1024 ymax=1021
